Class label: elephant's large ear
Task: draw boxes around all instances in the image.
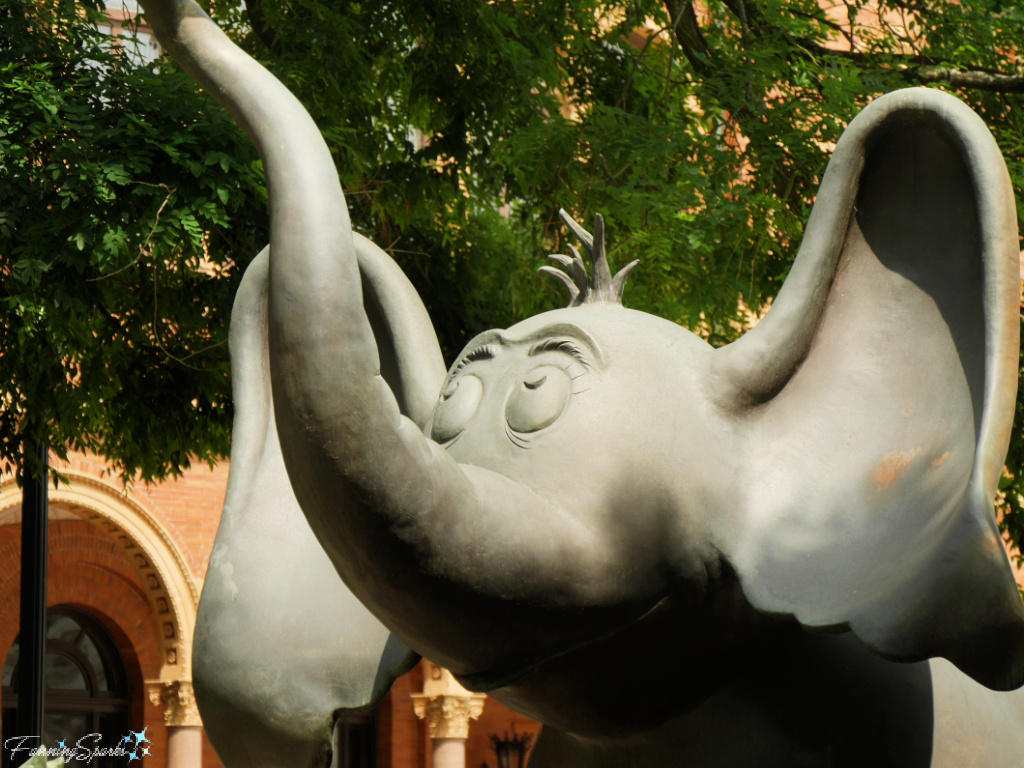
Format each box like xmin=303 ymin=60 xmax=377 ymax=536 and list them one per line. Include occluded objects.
xmin=710 ymin=88 xmax=1024 ymax=690
xmin=193 ymin=238 xmax=445 ymax=768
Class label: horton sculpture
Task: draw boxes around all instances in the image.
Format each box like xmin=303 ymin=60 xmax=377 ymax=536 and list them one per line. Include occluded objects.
xmin=138 ymin=1 xmax=1024 ymax=765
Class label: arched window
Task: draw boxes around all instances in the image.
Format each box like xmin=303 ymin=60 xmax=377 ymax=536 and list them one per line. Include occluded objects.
xmin=1 ymin=607 xmax=132 ymax=767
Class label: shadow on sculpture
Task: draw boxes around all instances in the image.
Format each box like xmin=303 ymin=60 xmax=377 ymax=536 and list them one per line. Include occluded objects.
xmin=132 ymin=1 xmax=1024 ymax=766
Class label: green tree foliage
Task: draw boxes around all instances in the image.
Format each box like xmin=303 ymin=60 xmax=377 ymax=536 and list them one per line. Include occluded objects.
xmin=7 ymin=0 xmax=1024 ymax=557
xmin=207 ymin=0 xmax=1024 ymax=556
xmin=0 ymin=0 xmax=267 ymax=481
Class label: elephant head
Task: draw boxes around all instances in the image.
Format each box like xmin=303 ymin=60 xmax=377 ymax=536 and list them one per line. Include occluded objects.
xmin=138 ymin=0 xmax=1024 ymax=763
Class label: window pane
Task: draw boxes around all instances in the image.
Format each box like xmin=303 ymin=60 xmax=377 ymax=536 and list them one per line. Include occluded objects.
xmin=43 ymin=711 xmax=90 ymax=748
xmin=2 ymin=609 xmax=131 ymax=768
xmin=44 ymin=654 xmax=87 ymax=691
xmin=42 ymin=712 xmax=98 ymax=767
xmin=78 ymin=635 xmax=108 ymax=692
xmin=47 ymin=615 xmax=82 ymax=645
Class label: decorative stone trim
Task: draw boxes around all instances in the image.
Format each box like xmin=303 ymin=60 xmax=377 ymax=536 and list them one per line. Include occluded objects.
xmin=411 ymin=662 xmax=486 ymax=739
xmin=0 ymin=471 xmax=199 ymax=683
xmin=411 ymin=693 xmax=486 ymax=739
xmin=146 ymin=680 xmax=203 ymax=727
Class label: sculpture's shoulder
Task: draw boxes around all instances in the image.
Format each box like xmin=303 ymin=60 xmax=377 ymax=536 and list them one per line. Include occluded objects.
xmin=928 ymin=657 xmax=1024 ymax=767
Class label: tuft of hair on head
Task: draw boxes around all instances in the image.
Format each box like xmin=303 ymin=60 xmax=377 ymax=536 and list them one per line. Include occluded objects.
xmin=540 ymin=209 xmax=639 ymax=308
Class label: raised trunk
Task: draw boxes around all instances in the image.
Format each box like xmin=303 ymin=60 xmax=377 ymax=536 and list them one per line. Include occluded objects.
xmin=138 ymin=0 xmax=658 ymax=681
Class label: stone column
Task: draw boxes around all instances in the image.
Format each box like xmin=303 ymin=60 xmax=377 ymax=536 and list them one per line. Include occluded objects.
xmin=147 ymin=680 xmax=203 ymax=768
xmin=411 ymin=663 xmax=486 ymax=768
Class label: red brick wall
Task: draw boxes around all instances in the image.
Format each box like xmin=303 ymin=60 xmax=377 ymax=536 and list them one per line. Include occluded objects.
xmin=0 ymin=520 xmax=168 ymax=766
xmin=379 ymin=663 xmax=429 ymax=768
xmin=53 ymin=450 xmax=228 ymax=583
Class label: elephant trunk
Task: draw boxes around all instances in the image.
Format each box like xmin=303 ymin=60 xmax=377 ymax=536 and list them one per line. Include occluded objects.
xmin=136 ymin=0 xmax=376 ymax=403
xmin=138 ymin=0 xmax=664 ymax=683
xmin=135 ymin=0 xmax=390 ymax=529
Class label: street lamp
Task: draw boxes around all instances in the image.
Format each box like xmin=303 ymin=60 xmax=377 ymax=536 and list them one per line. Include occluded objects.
xmin=489 ymin=729 xmax=532 ymax=768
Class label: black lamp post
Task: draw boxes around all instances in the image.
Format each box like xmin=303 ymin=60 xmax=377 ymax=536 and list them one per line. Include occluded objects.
xmin=17 ymin=428 xmax=49 ymax=743
xmin=489 ymin=729 xmax=532 ymax=768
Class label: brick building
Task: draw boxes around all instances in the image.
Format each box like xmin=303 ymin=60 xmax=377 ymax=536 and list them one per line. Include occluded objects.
xmin=0 ymin=450 xmax=541 ymax=768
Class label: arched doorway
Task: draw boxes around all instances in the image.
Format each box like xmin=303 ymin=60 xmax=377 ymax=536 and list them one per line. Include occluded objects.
xmin=1 ymin=607 xmax=133 ymax=767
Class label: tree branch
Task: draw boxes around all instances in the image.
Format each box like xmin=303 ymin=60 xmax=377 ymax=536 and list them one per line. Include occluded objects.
xmin=909 ymin=67 xmax=1024 ymax=93
xmin=244 ymin=0 xmax=276 ymax=52
xmin=888 ymin=0 xmax=931 ymax=14
xmin=708 ymin=0 xmax=1024 ymax=95
xmin=664 ymin=0 xmax=713 ymax=77
xmin=721 ymin=0 xmax=765 ymax=34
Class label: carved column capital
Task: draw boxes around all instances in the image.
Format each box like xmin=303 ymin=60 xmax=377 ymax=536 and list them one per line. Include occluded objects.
xmin=411 ymin=662 xmax=486 ymax=739
xmin=411 ymin=693 xmax=486 ymax=739
xmin=146 ymin=680 xmax=203 ymax=727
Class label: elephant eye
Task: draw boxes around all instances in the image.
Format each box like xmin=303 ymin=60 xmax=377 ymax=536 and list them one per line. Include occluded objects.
xmin=505 ymin=365 xmax=572 ymax=440
xmin=431 ymin=374 xmax=483 ymax=444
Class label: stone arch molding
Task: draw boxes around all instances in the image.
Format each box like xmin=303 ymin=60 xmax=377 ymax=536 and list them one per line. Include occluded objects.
xmin=0 ymin=470 xmax=202 ymax=726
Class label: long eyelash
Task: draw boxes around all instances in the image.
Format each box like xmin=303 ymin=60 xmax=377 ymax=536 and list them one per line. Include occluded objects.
xmin=451 ymin=343 xmax=501 ymax=376
xmin=529 ymin=339 xmax=592 ymax=369
xmin=529 ymin=339 xmax=593 ymax=393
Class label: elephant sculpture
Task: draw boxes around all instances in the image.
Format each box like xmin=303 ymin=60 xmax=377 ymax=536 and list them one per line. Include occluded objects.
xmin=136 ymin=1 xmax=1024 ymax=765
